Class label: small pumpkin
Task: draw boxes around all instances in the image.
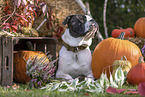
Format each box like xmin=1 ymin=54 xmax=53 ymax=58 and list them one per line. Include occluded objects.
xmin=91 ymin=32 xmax=142 ymax=79
xmin=112 ymin=56 xmax=132 ymax=77
xmin=14 ymin=50 xmax=49 ymax=84
xmin=127 ymin=56 xmax=145 ymax=85
xmin=111 ymin=27 xmax=134 ymax=38
xmin=134 ymin=17 xmax=145 ymax=38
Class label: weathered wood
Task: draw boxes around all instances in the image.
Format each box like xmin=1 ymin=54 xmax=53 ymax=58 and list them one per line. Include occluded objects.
xmin=0 ymin=37 xmax=1 ymax=84
xmin=47 ymin=44 xmax=56 ymax=60
xmin=0 ymin=37 xmax=57 ymax=86
xmin=1 ymin=37 xmax=13 ymax=86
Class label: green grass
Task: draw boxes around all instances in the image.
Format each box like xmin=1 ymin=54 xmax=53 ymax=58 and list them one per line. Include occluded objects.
xmin=0 ymin=84 xmax=140 ymax=97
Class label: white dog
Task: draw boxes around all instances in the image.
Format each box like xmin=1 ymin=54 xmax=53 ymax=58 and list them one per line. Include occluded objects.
xmin=56 ymin=14 xmax=98 ymax=81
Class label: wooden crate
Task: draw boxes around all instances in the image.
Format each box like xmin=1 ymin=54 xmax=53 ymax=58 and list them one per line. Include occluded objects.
xmin=0 ymin=37 xmax=57 ymax=86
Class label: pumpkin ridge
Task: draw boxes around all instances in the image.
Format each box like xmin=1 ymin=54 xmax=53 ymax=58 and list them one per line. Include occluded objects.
xmin=116 ymin=38 xmax=120 ymax=59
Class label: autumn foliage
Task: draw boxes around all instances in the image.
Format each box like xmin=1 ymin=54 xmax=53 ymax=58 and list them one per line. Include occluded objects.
xmin=0 ymin=0 xmax=63 ymax=38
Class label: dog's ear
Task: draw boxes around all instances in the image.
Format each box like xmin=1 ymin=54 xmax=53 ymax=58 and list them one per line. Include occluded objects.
xmin=63 ymin=15 xmax=74 ymax=25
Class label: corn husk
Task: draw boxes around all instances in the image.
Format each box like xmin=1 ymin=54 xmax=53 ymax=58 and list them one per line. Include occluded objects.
xmin=125 ymin=37 xmax=145 ymax=51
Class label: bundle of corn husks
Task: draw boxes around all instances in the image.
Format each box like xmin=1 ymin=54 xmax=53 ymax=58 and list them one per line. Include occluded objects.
xmin=0 ymin=29 xmax=25 ymax=37
xmin=125 ymin=37 xmax=145 ymax=51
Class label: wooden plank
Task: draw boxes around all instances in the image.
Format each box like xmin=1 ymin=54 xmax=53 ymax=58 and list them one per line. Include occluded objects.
xmin=47 ymin=44 xmax=56 ymax=60
xmin=0 ymin=37 xmax=1 ymax=84
xmin=1 ymin=37 xmax=13 ymax=86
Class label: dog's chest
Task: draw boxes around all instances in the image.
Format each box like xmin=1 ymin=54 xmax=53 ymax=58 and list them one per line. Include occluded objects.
xmin=66 ymin=54 xmax=87 ymax=77
xmin=59 ymin=46 xmax=92 ymax=77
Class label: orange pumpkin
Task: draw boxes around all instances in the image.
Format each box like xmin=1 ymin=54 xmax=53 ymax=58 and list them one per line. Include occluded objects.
xmin=134 ymin=17 xmax=145 ymax=38
xmin=91 ymin=32 xmax=142 ymax=79
xmin=127 ymin=56 xmax=145 ymax=85
xmin=14 ymin=50 xmax=49 ymax=84
xmin=111 ymin=27 xmax=134 ymax=38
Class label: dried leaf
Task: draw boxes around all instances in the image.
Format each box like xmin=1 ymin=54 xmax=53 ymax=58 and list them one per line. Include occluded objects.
xmin=106 ymin=87 xmax=118 ymax=94
xmin=11 ymin=25 xmax=18 ymax=32
xmin=106 ymin=87 xmax=126 ymax=94
xmin=117 ymin=89 xmax=126 ymax=93
xmin=25 ymin=89 xmax=31 ymax=91
xmin=12 ymin=84 xmax=19 ymax=89
xmin=138 ymin=82 xmax=145 ymax=96
xmin=3 ymin=4 xmax=11 ymax=11
xmin=7 ymin=85 xmax=10 ymax=88
xmin=84 ymin=93 xmax=89 ymax=96
xmin=125 ymin=91 xmax=138 ymax=94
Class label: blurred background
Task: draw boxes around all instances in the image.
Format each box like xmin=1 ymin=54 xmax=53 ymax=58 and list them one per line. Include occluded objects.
xmin=87 ymin=0 xmax=145 ymax=38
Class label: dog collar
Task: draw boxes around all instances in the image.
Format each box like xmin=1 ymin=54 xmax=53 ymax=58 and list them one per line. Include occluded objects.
xmin=63 ymin=41 xmax=88 ymax=52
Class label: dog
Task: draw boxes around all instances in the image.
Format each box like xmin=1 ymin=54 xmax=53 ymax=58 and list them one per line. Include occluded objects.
xmin=56 ymin=14 xmax=98 ymax=81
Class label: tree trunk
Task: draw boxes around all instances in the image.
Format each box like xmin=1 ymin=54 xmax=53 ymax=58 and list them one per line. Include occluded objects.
xmin=103 ymin=0 xmax=108 ymax=38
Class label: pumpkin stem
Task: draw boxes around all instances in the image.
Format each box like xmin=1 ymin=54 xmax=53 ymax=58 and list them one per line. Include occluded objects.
xmin=121 ymin=56 xmax=127 ymax=61
xmin=118 ymin=32 xmax=125 ymax=40
xmin=138 ymin=56 xmax=144 ymax=63
xmin=117 ymin=26 xmax=123 ymax=29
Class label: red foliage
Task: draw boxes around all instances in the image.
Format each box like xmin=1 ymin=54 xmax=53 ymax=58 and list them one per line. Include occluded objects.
xmin=138 ymin=82 xmax=145 ymax=96
xmin=106 ymin=87 xmax=126 ymax=94
xmin=1 ymin=0 xmax=64 ymax=38
xmin=106 ymin=82 xmax=145 ymax=96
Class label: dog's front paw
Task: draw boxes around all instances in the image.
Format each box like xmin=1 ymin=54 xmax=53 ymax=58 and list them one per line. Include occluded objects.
xmin=67 ymin=79 xmax=74 ymax=83
xmin=56 ymin=71 xmax=74 ymax=81
xmin=86 ymin=72 xmax=95 ymax=80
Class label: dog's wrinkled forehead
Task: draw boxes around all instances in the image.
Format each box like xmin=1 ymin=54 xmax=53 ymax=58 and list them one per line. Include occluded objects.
xmin=63 ymin=14 xmax=87 ymax=26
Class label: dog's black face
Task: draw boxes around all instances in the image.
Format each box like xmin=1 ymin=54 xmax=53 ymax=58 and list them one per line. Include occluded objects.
xmin=63 ymin=14 xmax=98 ymax=38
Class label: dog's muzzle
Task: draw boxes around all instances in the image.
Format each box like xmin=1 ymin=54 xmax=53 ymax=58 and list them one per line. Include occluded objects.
xmin=63 ymin=41 xmax=88 ymax=52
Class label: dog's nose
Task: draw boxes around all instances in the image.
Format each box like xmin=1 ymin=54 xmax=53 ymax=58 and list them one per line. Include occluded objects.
xmin=90 ymin=19 xmax=97 ymax=27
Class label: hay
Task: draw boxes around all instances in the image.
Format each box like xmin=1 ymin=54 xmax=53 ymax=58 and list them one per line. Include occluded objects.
xmin=126 ymin=37 xmax=145 ymax=50
xmin=33 ymin=0 xmax=84 ymax=36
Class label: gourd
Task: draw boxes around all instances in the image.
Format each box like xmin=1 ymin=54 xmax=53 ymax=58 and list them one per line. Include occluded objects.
xmin=134 ymin=17 xmax=145 ymax=38
xmin=91 ymin=32 xmax=142 ymax=79
xmin=14 ymin=50 xmax=49 ymax=84
xmin=111 ymin=27 xmax=134 ymax=38
xmin=22 ymin=27 xmax=39 ymax=37
xmin=127 ymin=56 xmax=145 ymax=85
xmin=112 ymin=56 xmax=132 ymax=77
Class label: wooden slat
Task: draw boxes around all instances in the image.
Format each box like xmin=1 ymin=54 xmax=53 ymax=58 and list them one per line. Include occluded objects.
xmin=1 ymin=37 xmax=13 ymax=86
xmin=0 ymin=37 xmax=1 ymax=84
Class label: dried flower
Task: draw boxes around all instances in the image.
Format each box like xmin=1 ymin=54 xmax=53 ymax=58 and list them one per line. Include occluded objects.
xmin=141 ymin=45 xmax=145 ymax=56
xmin=26 ymin=52 xmax=58 ymax=88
